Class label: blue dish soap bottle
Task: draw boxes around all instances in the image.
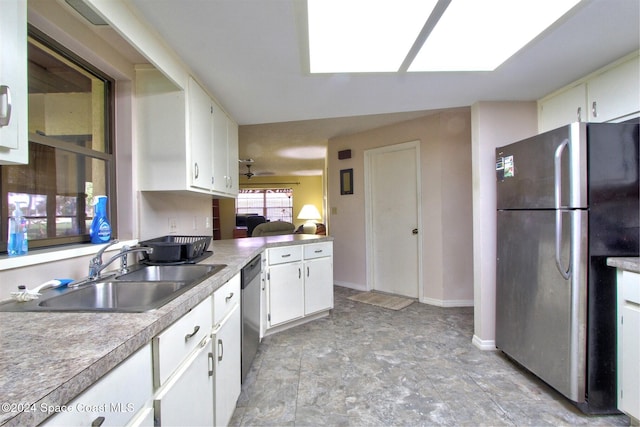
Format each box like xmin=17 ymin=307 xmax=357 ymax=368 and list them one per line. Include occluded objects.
xmin=7 ymin=203 xmax=28 ymax=256
xmin=90 ymin=195 xmax=112 ymax=244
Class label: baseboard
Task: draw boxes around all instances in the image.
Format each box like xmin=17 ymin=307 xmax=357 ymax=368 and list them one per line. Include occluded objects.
xmin=334 ymin=281 xmax=367 ymax=292
xmin=472 ymin=334 xmax=497 ymax=351
xmin=421 ymin=296 xmax=474 ymax=307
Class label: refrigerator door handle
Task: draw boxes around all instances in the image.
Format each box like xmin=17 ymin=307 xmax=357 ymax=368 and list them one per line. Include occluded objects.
xmin=554 ymin=139 xmax=571 ymax=280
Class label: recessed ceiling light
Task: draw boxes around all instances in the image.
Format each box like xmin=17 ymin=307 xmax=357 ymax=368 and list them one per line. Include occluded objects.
xmin=409 ymin=0 xmax=581 ymax=71
xmin=308 ymin=0 xmax=439 ymax=73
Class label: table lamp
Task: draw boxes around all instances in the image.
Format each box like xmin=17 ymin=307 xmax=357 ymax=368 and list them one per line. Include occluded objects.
xmin=297 ymin=204 xmax=321 ymax=234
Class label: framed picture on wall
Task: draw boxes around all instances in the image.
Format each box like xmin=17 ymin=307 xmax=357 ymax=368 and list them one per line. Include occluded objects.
xmin=340 ymin=168 xmax=353 ymax=195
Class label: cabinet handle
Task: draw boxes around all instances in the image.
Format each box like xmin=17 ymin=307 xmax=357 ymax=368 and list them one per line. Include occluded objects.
xmin=184 ymin=325 xmax=200 ymax=342
xmin=218 ymin=339 xmax=224 ymax=361
xmin=314 ymin=249 xmax=323 ymax=253
xmin=577 ymin=107 xmax=582 ymax=122
xmin=0 ymin=85 xmax=11 ymax=127
xmin=592 ymin=101 xmax=598 ymax=118
xmin=194 ymin=162 xmax=199 ymax=179
xmin=307 ymin=266 xmax=310 ymax=277
xmin=208 ymin=352 xmax=214 ymax=377
xmin=225 ymin=292 xmax=234 ymax=302
xmin=298 ymin=267 xmax=301 ymax=279
xmin=281 ymin=253 xmax=291 ymax=258
xmin=91 ymin=416 xmax=106 ymax=427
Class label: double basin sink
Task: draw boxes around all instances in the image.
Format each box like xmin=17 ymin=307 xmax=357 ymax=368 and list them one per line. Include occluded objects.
xmin=0 ymin=264 xmax=226 ymax=313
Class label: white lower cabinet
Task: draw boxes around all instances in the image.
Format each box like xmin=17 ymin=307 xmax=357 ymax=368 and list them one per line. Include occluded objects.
xmin=153 ymin=335 xmax=214 ymax=426
xmin=268 ymin=260 xmax=304 ymax=326
xmin=42 ymin=344 xmax=153 ymax=427
xmin=616 ymin=269 xmax=640 ymax=421
xmin=151 ymin=296 xmax=214 ymax=426
xmin=265 ymin=241 xmax=333 ymax=332
xmin=212 ymin=273 xmax=241 ymax=427
xmin=213 ymin=304 xmax=241 ymax=426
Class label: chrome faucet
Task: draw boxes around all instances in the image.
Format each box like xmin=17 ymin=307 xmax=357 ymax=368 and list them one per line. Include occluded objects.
xmin=88 ymin=239 xmax=119 ymax=279
xmin=87 ymin=241 xmax=153 ymax=280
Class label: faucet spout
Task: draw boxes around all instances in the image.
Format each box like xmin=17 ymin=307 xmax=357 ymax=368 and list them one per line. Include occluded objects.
xmin=88 ymin=239 xmax=119 ymax=279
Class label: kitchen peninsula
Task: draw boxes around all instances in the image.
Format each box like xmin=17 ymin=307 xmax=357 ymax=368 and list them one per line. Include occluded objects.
xmin=0 ymin=234 xmax=332 ymax=426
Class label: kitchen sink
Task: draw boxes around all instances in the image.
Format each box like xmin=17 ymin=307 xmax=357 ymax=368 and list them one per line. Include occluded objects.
xmin=116 ymin=264 xmax=223 ymax=283
xmin=0 ymin=263 xmax=227 ymax=313
xmin=38 ymin=281 xmax=191 ymax=312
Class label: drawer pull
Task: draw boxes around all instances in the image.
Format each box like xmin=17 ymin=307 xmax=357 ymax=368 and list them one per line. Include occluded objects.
xmin=225 ymin=292 xmax=234 ymax=302
xmin=281 ymin=253 xmax=291 ymax=258
xmin=184 ymin=325 xmax=200 ymax=342
xmin=92 ymin=416 xmax=106 ymax=427
xmin=208 ymin=352 xmax=214 ymax=377
xmin=218 ymin=339 xmax=224 ymax=361
xmin=314 ymin=249 xmax=323 ymax=253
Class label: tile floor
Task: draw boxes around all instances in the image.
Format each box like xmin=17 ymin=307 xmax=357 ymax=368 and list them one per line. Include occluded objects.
xmin=230 ymin=286 xmax=630 ymax=426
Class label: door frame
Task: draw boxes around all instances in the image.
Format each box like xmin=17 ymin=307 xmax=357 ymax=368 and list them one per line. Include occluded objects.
xmin=364 ymin=140 xmax=423 ymax=300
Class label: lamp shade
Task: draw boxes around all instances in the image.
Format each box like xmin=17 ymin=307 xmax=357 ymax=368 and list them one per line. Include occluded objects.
xmin=297 ymin=204 xmax=322 ymax=221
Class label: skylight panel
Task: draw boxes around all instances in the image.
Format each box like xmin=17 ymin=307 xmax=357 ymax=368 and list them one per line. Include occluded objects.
xmin=408 ymin=0 xmax=581 ymax=71
xmin=308 ymin=0 xmax=438 ymax=73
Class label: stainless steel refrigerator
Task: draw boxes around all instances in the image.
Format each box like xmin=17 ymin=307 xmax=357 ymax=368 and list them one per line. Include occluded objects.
xmin=495 ymin=121 xmax=639 ymax=414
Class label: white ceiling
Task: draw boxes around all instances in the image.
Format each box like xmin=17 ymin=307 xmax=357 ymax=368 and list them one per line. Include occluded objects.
xmin=127 ymin=0 xmax=639 ymax=176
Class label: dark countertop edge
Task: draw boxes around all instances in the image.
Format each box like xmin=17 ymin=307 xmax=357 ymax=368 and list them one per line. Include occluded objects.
xmin=606 ymin=257 xmax=640 ymax=274
xmin=0 ymin=235 xmax=332 ymax=427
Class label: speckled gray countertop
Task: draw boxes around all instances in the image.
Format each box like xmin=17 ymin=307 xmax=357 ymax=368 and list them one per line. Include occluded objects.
xmin=0 ymin=235 xmax=330 ymax=426
xmin=607 ymin=257 xmax=640 ymax=273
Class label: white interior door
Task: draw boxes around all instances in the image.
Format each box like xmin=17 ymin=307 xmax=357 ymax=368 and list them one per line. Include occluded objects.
xmin=365 ymin=141 xmax=421 ymax=299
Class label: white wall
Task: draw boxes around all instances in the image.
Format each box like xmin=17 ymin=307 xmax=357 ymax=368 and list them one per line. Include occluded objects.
xmin=470 ymin=101 xmax=538 ymax=350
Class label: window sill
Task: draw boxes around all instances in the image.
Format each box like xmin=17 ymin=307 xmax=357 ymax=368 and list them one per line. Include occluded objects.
xmin=0 ymin=240 xmax=138 ymax=271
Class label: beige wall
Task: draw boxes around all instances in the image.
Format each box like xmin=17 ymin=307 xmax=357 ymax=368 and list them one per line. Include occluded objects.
xmin=470 ymin=101 xmax=538 ymax=349
xmin=327 ymin=108 xmax=474 ymax=306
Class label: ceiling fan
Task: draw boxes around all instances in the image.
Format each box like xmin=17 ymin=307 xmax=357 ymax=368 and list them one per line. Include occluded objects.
xmin=244 ymin=164 xmax=254 ymax=179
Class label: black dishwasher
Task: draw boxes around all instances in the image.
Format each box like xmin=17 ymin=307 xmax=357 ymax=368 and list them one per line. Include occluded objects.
xmin=241 ymin=254 xmax=261 ymax=383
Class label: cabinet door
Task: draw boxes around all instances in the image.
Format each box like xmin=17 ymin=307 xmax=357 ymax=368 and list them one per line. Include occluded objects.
xmin=588 ymin=55 xmax=640 ymax=122
xmin=304 ymin=257 xmax=334 ymax=315
xmin=268 ymin=262 xmax=304 ymax=326
xmin=538 ymin=83 xmax=587 ymax=133
xmin=0 ymin=0 xmax=28 ymax=164
xmin=226 ymin=118 xmax=239 ymax=195
xmin=188 ymin=77 xmax=213 ymax=191
xmin=153 ymin=337 xmax=214 ymax=427
xmin=618 ymin=270 xmax=640 ymax=419
xmin=213 ymin=304 xmax=241 ymax=427
xmin=211 ymin=101 xmax=229 ymax=194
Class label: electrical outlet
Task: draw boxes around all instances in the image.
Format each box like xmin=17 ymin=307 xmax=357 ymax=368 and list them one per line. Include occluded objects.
xmin=168 ymin=217 xmax=177 ymax=233
xmin=193 ymin=216 xmax=198 ymax=230
xmin=205 ymin=216 xmax=211 ymax=229
xmin=331 ymin=207 xmax=338 ymax=215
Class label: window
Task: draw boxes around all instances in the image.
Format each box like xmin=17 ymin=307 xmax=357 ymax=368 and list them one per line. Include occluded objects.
xmin=236 ymin=189 xmax=293 ymax=222
xmin=1 ymin=28 xmax=114 ymax=252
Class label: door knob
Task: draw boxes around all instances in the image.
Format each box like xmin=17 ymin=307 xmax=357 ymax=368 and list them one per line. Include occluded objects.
xmin=412 ymin=228 xmax=418 ymax=235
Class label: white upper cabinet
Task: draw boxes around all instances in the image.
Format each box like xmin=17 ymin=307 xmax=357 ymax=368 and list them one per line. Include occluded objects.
xmin=189 ymin=77 xmax=214 ymax=191
xmin=212 ymin=100 xmax=239 ymax=196
xmin=539 ymin=53 xmax=640 ymax=132
xmin=587 ymin=55 xmax=640 ymax=122
xmin=538 ymin=83 xmax=587 ymax=133
xmin=136 ymin=69 xmax=237 ymax=197
xmin=0 ymin=0 xmax=28 ymax=165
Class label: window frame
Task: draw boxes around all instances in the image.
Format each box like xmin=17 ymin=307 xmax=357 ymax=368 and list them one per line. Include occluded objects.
xmin=236 ymin=188 xmax=294 ymax=223
xmin=0 ymin=26 xmax=116 ymax=252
